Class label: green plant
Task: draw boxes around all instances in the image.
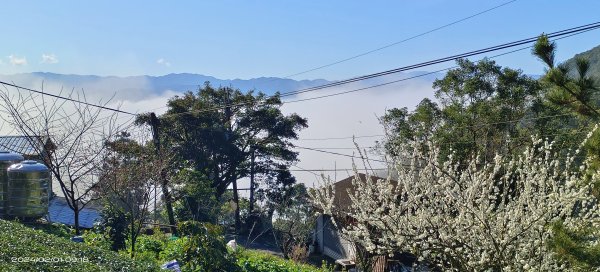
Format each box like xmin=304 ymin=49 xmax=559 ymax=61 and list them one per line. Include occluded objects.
xmin=82 ymin=229 xmax=112 ymax=250
xmin=0 ymin=219 xmax=159 ymax=271
xmin=136 ymin=234 xmax=165 ymax=259
xmin=27 ymin=222 xmax=73 ymax=239
xmin=98 ymin=202 xmax=129 ymax=251
xmin=235 ymin=248 xmax=331 ymax=272
xmin=176 ymin=220 xmax=239 ymax=271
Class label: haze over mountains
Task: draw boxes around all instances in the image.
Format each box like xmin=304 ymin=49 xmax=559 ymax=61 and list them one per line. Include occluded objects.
xmin=0 ymin=72 xmax=331 ymax=101
xmin=0 ymin=71 xmax=442 ymax=102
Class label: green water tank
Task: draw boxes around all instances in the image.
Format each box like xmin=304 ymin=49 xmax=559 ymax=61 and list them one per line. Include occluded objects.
xmin=7 ymin=160 xmax=50 ymax=219
xmin=0 ymin=152 xmax=24 ymax=218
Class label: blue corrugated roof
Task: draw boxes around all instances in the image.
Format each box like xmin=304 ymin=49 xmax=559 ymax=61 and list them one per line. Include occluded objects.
xmin=0 ymin=136 xmax=49 ymax=156
xmin=47 ymin=197 xmax=101 ymax=229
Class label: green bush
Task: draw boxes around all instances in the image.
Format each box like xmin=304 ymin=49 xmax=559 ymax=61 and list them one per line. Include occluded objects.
xmin=235 ymin=248 xmax=331 ymax=272
xmin=82 ymin=229 xmax=112 ymax=251
xmin=136 ymin=233 xmax=165 ymax=259
xmin=174 ymin=220 xmax=240 ymax=271
xmin=0 ymin=219 xmax=159 ymax=272
xmin=27 ymin=222 xmax=73 ymax=239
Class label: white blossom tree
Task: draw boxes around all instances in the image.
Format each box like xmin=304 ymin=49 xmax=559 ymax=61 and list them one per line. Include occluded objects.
xmin=310 ymin=129 xmax=600 ymax=271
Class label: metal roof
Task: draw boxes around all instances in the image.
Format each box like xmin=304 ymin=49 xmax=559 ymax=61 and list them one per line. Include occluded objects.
xmin=0 ymin=136 xmax=50 ymax=156
xmin=47 ymin=197 xmax=101 ymax=229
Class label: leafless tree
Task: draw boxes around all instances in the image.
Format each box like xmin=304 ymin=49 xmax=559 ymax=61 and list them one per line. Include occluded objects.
xmin=0 ymin=84 xmax=130 ymax=234
xmin=98 ymin=131 xmax=162 ymax=257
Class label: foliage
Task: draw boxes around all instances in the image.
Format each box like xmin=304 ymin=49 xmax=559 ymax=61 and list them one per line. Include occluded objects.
xmin=173 ymin=169 xmax=221 ymax=223
xmin=235 ymin=248 xmax=332 ymax=272
xmin=310 ymin=133 xmax=600 ymax=271
xmin=533 ymin=34 xmax=600 ymax=268
xmin=548 ymin=221 xmax=600 ymax=271
xmin=27 ymin=222 xmax=73 ymax=239
xmin=135 ymin=232 xmax=166 ymax=259
xmin=141 ymin=83 xmax=308 ymax=196
xmin=271 ymin=183 xmax=315 ymax=259
xmin=170 ymin=220 xmax=239 ymax=271
xmin=533 ymin=35 xmax=600 ymax=119
xmin=382 ymin=58 xmax=541 ymax=163
xmin=98 ymin=201 xmax=129 ymax=251
xmin=82 ymin=229 xmax=112 ymax=251
xmin=0 ymin=219 xmax=159 ymax=272
xmin=99 ymin=131 xmax=162 ymax=257
xmin=136 ymin=83 xmax=308 ymax=233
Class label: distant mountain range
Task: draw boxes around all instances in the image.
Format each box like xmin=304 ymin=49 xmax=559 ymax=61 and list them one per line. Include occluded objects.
xmin=0 ymin=72 xmax=331 ymax=98
xmin=0 ymin=71 xmax=441 ymax=101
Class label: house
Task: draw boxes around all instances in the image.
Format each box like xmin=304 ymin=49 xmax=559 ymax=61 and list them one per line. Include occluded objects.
xmin=313 ymin=173 xmax=414 ymax=271
xmin=313 ymin=173 xmax=391 ymax=261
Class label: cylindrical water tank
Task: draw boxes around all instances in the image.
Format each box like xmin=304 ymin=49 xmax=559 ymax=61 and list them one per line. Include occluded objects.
xmin=7 ymin=160 xmax=50 ymax=218
xmin=0 ymin=152 xmax=24 ymax=218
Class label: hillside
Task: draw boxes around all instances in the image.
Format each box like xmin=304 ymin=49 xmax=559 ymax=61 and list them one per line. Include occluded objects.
xmin=563 ymin=43 xmax=600 ymax=78
xmin=0 ymin=220 xmax=158 ymax=272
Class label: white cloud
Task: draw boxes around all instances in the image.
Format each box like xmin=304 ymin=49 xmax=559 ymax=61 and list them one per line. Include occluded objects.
xmin=281 ymin=73 xmax=438 ymax=186
xmin=156 ymin=58 xmax=171 ymax=67
xmin=8 ymin=55 xmax=27 ymax=66
xmin=41 ymin=53 xmax=59 ymax=64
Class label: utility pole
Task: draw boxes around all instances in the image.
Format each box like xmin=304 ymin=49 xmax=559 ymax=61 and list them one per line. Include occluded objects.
xmin=149 ymin=112 xmax=178 ymax=236
xmin=224 ymin=91 xmax=241 ymax=236
xmin=248 ymin=147 xmax=256 ymax=213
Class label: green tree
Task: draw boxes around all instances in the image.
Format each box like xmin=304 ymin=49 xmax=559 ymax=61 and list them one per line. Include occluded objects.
xmin=532 ymin=34 xmax=600 ymax=270
xmin=173 ymin=169 xmax=221 ymax=223
xmin=382 ymin=58 xmax=541 ymax=163
xmin=138 ymin=83 xmax=307 ymax=234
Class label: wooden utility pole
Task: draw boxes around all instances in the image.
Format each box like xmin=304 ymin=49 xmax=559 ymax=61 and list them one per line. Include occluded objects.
xmin=248 ymin=148 xmax=256 ymax=213
xmin=224 ymin=92 xmax=241 ymax=236
xmin=149 ymin=112 xmax=177 ymax=236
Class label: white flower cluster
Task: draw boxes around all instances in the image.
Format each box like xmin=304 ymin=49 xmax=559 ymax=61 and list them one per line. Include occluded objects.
xmin=310 ymin=133 xmax=600 ymax=271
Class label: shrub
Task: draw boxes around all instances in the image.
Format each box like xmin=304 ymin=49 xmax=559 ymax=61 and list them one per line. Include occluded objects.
xmin=136 ymin=234 xmax=165 ymax=259
xmin=0 ymin=219 xmax=159 ymax=271
xmin=82 ymin=229 xmax=112 ymax=251
xmin=98 ymin=203 xmax=129 ymax=251
xmin=288 ymin=244 xmax=309 ymax=263
xmin=236 ymin=248 xmax=331 ymax=272
xmin=27 ymin=222 xmax=73 ymax=239
xmin=175 ymin=220 xmax=239 ymax=271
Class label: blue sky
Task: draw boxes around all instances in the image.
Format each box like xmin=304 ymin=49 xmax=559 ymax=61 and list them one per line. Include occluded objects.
xmin=1 ymin=0 xmax=599 ymax=80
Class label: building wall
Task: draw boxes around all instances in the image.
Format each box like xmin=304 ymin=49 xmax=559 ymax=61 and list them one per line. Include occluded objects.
xmin=315 ymin=214 xmax=356 ymax=260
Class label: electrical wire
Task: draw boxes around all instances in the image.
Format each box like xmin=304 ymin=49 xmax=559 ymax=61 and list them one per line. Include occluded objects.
xmin=0 ymin=81 xmax=136 ymax=116
xmin=158 ymin=21 xmax=600 ymax=118
xmin=280 ymin=0 xmax=519 ymax=79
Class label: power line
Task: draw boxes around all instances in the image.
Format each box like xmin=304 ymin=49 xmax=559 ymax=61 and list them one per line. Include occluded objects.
xmin=280 ymin=0 xmax=518 ymax=79
xmin=294 ymin=112 xmax=576 ymax=141
xmin=158 ymin=21 xmax=600 ymax=118
xmin=294 ymin=146 xmax=387 ymax=163
xmin=0 ymin=81 xmax=136 ymax=116
xmin=298 ymin=135 xmax=384 ymax=141
xmin=287 ymin=168 xmax=388 ymax=172
xmin=277 ymin=22 xmax=600 ymax=98
xmin=293 ymin=130 xmax=592 ymax=166
xmin=292 ymin=146 xmax=377 ymax=150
